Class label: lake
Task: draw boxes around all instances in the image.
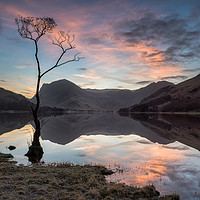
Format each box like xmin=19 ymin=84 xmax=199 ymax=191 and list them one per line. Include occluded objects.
xmin=0 ymin=112 xmax=200 ymax=199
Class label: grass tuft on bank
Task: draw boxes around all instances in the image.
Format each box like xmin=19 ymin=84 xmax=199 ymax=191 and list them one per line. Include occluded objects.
xmin=0 ymin=152 xmax=179 ymax=200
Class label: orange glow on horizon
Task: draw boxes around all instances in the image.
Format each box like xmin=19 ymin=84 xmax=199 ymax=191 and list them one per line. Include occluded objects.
xmin=1 ymin=1 xmax=190 ymax=93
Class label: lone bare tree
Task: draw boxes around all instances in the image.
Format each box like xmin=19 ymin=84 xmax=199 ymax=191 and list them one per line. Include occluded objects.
xmin=15 ymin=16 xmax=80 ymax=162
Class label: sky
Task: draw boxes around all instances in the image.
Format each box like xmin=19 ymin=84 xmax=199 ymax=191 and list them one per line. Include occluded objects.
xmin=1 ymin=0 xmax=200 ymax=98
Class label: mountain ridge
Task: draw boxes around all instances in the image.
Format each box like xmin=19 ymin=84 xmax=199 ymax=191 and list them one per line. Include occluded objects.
xmin=0 ymin=87 xmax=31 ymax=111
xmin=31 ymin=79 xmax=173 ymax=111
xmin=0 ymin=79 xmax=173 ymax=112
xmin=124 ymin=73 xmax=200 ymax=113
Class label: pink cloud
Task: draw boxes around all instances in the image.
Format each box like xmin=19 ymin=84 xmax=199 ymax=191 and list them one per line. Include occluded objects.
xmin=1 ymin=0 xmax=188 ymax=92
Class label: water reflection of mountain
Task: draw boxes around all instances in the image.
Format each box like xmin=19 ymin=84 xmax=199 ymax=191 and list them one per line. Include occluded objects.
xmin=40 ymin=113 xmax=174 ymax=145
xmin=1 ymin=113 xmax=199 ymax=152
xmin=0 ymin=113 xmax=32 ymax=135
xmin=130 ymin=114 xmax=200 ymax=151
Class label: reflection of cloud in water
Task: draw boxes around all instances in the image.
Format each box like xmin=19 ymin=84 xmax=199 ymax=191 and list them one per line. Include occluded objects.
xmin=0 ymin=125 xmax=33 ymax=142
xmin=68 ymin=135 xmax=200 ymax=199
xmin=76 ymin=153 xmax=87 ymax=157
xmin=162 ymin=145 xmax=190 ymax=151
xmin=100 ymin=140 xmax=139 ymax=149
xmin=1 ymin=114 xmax=200 ymax=199
xmin=0 ymin=124 xmax=35 ymax=165
xmin=117 ymin=136 xmax=127 ymax=139
xmin=184 ymin=153 xmax=200 ymax=159
xmin=21 ymin=125 xmax=34 ymax=133
xmin=0 ymin=113 xmax=32 ymax=135
xmin=78 ymin=136 xmax=95 ymax=143
xmin=136 ymin=139 xmax=153 ymax=144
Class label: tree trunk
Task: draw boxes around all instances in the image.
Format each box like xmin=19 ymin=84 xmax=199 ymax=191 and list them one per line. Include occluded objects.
xmin=25 ymin=43 xmax=44 ymax=163
xmin=25 ymin=113 xmax=43 ymax=163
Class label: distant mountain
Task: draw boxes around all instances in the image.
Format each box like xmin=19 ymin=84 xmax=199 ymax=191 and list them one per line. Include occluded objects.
xmin=0 ymin=88 xmax=31 ymax=111
xmin=128 ymin=81 xmax=174 ymax=103
xmin=31 ymin=79 xmax=172 ymax=111
xmin=31 ymin=79 xmax=99 ymax=110
xmin=126 ymin=74 xmax=200 ymax=112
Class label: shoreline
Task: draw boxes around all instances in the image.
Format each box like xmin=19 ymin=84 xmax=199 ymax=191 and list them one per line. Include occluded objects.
xmin=0 ymin=152 xmax=179 ymax=200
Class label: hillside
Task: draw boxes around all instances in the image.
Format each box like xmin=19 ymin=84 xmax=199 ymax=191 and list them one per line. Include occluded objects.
xmin=127 ymin=74 xmax=200 ymax=112
xmin=0 ymin=88 xmax=31 ymax=111
xmin=129 ymin=114 xmax=200 ymax=151
xmin=0 ymin=113 xmax=32 ymax=135
xmin=31 ymin=79 xmax=172 ymax=111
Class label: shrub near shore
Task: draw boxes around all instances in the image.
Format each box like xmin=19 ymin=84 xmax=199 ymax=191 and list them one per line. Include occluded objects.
xmin=0 ymin=153 xmax=179 ymax=200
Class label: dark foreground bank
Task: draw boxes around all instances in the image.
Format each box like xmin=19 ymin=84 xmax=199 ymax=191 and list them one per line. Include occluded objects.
xmin=0 ymin=153 xmax=179 ymax=200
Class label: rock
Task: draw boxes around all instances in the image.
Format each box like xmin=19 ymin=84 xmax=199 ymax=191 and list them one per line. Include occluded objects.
xmin=8 ymin=145 xmax=16 ymax=151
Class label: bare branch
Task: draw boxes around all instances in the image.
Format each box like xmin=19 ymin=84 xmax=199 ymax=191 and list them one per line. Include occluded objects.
xmin=15 ymin=15 xmax=57 ymax=41
xmin=49 ymin=37 xmax=63 ymax=49
xmin=57 ymin=53 xmax=81 ymax=67
xmin=50 ymin=30 xmax=76 ymax=52
xmin=40 ymin=53 xmax=81 ymax=78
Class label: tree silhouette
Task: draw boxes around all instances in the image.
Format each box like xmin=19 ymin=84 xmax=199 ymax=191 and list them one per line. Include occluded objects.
xmin=15 ymin=16 xmax=80 ymax=162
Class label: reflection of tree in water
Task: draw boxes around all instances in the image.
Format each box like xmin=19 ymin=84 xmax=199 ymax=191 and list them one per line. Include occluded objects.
xmin=24 ymin=122 xmax=44 ymax=164
xmin=25 ymin=127 xmax=44 ymax=163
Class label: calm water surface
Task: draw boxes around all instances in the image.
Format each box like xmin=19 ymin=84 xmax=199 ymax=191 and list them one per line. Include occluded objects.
xmin=0 ymin=113 xmax=200 ymax=200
